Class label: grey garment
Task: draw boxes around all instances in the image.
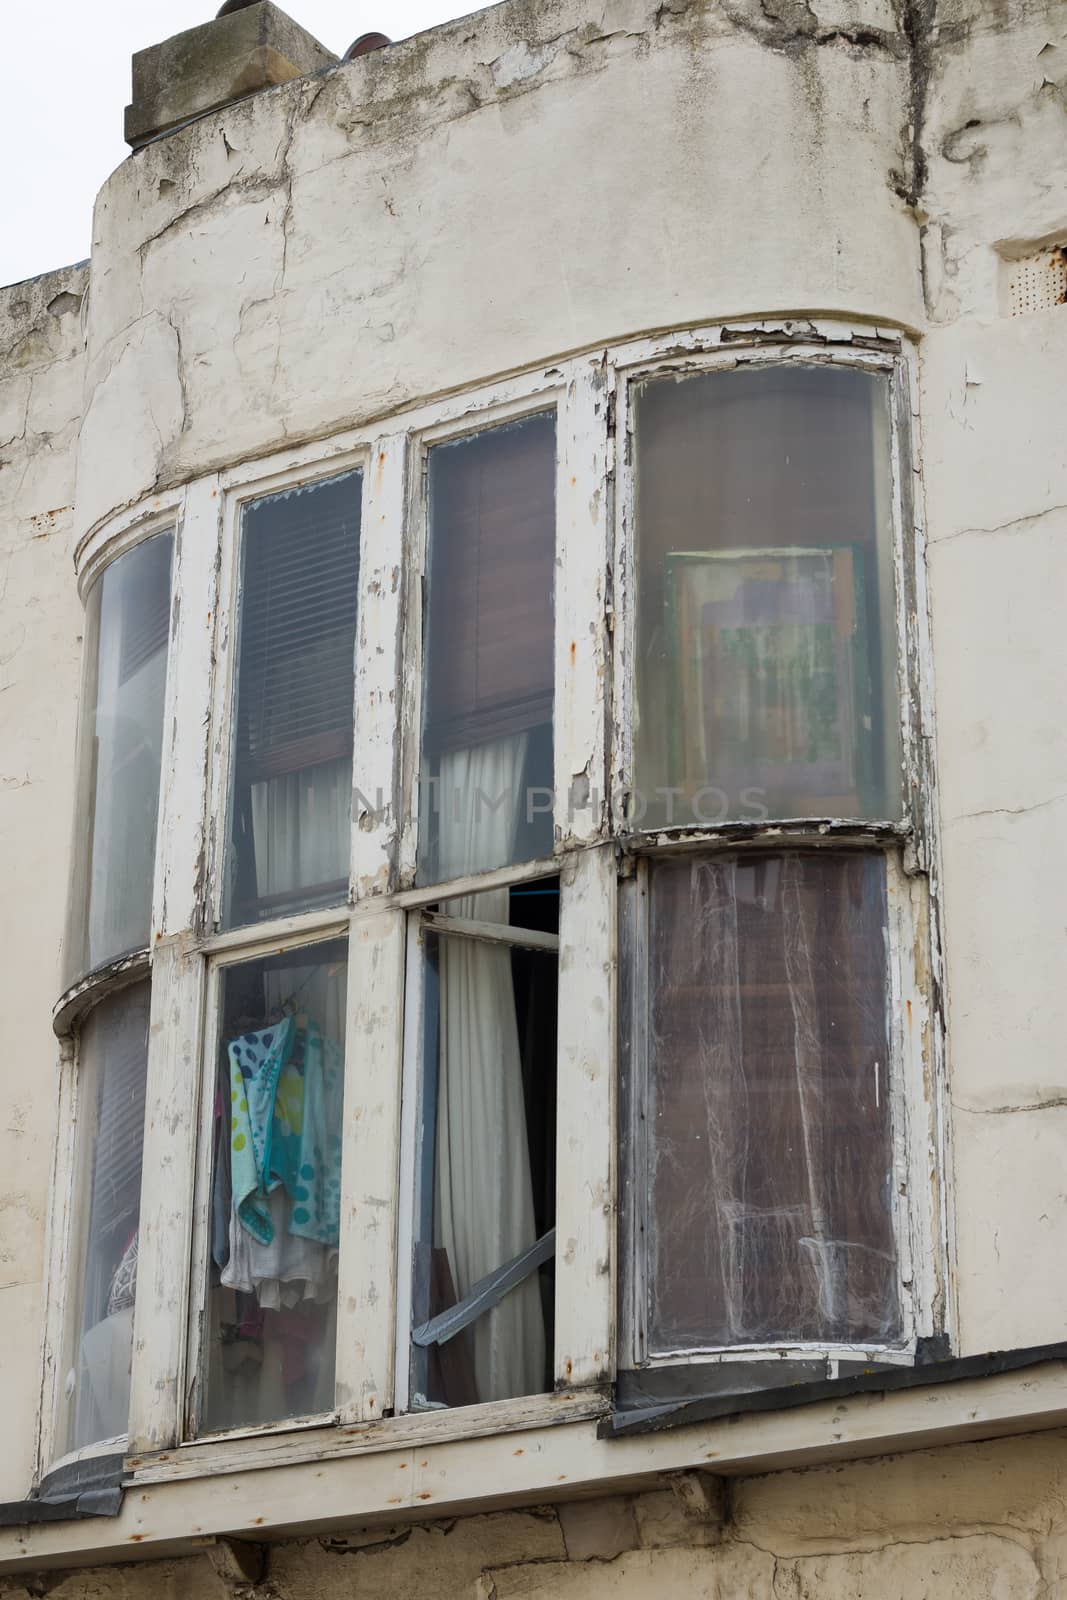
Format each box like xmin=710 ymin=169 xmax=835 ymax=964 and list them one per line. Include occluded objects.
xmin=211 ymin=1086 xmax=232 ymax=1270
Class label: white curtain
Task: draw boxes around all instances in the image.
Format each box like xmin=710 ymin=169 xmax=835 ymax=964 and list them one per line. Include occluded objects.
xmin=434 ymin=733 xmax=546 ymax=1403
xmin=250 ymin=754 xmax=351 ymax=909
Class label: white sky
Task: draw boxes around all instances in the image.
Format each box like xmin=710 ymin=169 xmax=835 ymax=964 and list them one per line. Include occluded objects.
xmin=1 ymin=0 xmax=475 ymax=287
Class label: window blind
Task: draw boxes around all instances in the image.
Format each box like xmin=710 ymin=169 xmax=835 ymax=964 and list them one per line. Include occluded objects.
xmin=423 ymin=413 xmax=556 ymax=754
xmin=234 ymin=472 xmax=362 ymax=785
xmin=118 ymin=534 xmax=172 ymax=685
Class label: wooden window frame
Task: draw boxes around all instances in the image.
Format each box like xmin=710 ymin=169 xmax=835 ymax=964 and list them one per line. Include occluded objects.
xmin=610 ymin=328 xmax=950 ymax=1377
xmin=37 ymin=322 xmax=947 ymax=1504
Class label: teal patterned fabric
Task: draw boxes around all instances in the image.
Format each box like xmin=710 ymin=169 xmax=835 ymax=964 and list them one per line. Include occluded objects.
xmin=227 ymin=1016 xmax=343 ymax=1248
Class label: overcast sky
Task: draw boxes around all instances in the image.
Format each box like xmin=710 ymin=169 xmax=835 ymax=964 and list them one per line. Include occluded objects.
xmin=1 ymin=0 xmax=475 ymax=288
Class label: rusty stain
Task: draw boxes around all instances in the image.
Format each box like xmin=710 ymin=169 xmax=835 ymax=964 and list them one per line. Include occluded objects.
xmin=514 ymin=1447 xmax=524 ymax=1456
xmin=417 ymin=1492 xmax=433 ymax=1501
xmin=569 ymin=640 xmax=577 ymax=665
xmin=128 ymin=1534 xmax=145 ymax=1542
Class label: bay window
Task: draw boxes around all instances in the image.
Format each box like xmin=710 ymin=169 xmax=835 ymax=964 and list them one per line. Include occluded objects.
xmin=45 ymin=324 xmax=944 ymax=1491
xmin=56 ymin=529 xmax=172 ymax=1459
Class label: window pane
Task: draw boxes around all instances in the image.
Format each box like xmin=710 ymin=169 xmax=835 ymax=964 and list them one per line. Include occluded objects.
xmin=65 ymin=534 xmax=173 ymax=984
xmin=419 ymin=414 xmax=556 ymax=883
xmin=633 ymin=366 xmax=901 ymax=828
xmin=200 ymin=939 xmax=347 ymax=1433
xmin=60 ymin=981 xmax=151 ymax=1454
xmin=411 ymin=881 xmax=558 ymax=1407
xmin=225 ymin=473 xmax=362 ymax=928
xmin=642 ymin=851 xmax=899 ymax=1351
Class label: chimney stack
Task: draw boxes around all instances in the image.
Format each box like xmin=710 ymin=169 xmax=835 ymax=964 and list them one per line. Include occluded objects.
xmin=125 ymin=1 xmax=337 ymax=149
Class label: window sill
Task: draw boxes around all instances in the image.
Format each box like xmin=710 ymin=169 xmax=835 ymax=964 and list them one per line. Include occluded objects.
xmin=127 ymin=1389 xmax=607 ymax=1484
xmin=6 ymin=1353 xmax=1067 ymax=1572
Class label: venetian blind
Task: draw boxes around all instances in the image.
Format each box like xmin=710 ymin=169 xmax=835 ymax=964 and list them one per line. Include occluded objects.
xmin=423 ymin=413 xmax=556 ymax=754
xmin=234 ymin=472 xmax=362 ymax=785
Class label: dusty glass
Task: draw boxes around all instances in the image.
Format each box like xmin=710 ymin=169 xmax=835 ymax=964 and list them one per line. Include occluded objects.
xmin=640 ymin=850 xmax=899 ymax=1352
xmin=200 ymin=939 xmax=348 ymax=1434
xmin=632 ymin=365 xmax=901 ymax=829
xmin=65 ymin=533 xmax=173 ymax=984
xmin=224 ymin=472 xmax=362 ymax=928
xmin=418 ymin=413 xmax=556 ymax=884
xmin=59 ymin=980 xmax=151 ymax=1454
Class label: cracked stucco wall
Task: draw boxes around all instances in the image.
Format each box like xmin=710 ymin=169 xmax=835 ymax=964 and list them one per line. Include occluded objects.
xmin=74 ymin=0 xmax=920 ymax=539
xmin=6 ymin=1432 xmax=1067 ymax=1596
xmin=0 ymin=0 xmax=1065 ymax=1573
xmin=0 ymin=263 xmax=88 ymax=1500
xmin=916 ymin=0 xmax=1067 ymax=1352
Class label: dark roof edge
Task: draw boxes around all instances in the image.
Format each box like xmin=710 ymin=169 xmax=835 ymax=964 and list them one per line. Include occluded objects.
xmin=0 ymin=1453 xmax=125 ymax=1528
xmin=599 ymin=1339 xmax=1067 ymax=1440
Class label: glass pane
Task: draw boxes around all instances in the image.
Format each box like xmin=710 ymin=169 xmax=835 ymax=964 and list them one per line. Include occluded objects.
xmin=200 ymin=939 xmax=347 ymax=1433
xmin=225 ymin=473 xmax=362 ymax=928
xmin=418 ymin=414 xmax=556 ymax=884
xmin=412 ymin=881 xmax=558 ymax=1407
xmin=65 ymin=534 xmax=173 ymax=984
xmin=643 ymin=851 xmax=899 ymax=1351
xmin=633 ymin=366 xmax=901 ymax=828
xmin=59 ymin=981 xmax=151 ymax=1453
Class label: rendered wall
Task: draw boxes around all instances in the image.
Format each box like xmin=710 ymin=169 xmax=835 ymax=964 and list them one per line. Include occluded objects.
xmin=0 ymin=0 xmax=1065 ymax=1575
xmin=0 ymin=264 xmax=89 ymax=1498
xmin=917 ymin=0 xmax=1067 ymax=1352
xmin=4 ymin=1431 xmax=1067 ymax=1596
xmin=75 ymin=0 xmax=919 ymax=540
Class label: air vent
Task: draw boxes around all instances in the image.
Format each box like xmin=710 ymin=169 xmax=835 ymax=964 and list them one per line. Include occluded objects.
xmin=1004 ymin=247 xmax=1067 ymax=317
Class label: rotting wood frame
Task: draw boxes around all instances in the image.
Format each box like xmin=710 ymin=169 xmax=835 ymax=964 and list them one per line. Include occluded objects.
xmin=38 ymin=318 xmax=948 ymax=1500
xmin=610 ymin=327 xmax=950 ymax=1380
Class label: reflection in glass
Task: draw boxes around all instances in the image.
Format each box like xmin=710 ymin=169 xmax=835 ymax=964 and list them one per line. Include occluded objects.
xmin=419 ymin=414 xmax=556 ymax=884
xmin=60 ymin=981 xmax=151 ymax=1453
xmin=642 ymin=851 xmax=899 ymax=1352
xmin=200 ymin=940 xmax=347 ymax=1434
xmin=633 ymin=365 xmax=901 ymax=828
xmin=225 ymin=473 xmax=362 ymax=928
xmin=65 ymin=534 xmax=173 ymax=985
xmin=411 ymin=881 xmax=558 ymax=1408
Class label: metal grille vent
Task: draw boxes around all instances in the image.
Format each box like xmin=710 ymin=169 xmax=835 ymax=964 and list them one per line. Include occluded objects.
xmin=1005 ymin=248 xmax=1067 ymax=317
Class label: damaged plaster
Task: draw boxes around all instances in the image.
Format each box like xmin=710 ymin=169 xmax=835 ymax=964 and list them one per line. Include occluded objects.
xmin=1 ymin=0 xmax=1066 ymax=1584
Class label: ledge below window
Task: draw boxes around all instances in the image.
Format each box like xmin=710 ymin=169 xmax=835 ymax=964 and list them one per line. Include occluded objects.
xmin=4 ymin=1348 xmax=1067 ymax=1572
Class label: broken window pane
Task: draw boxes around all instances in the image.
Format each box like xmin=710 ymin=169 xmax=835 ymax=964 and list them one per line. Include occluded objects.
xmin=59 ymin=980 xmax=151 ymax=1453
xmin=641 ymin=851 xmax=899 ymax=1351
xmin=199 ymin=939 xmax=347 ymax=1433
xmin=65 ymin=533 xmax=173 ymax=984
xmin=224 ymin=473 xmax=362 ymax=928
xmin=411 ymin=880 xmax=558 ymax=1407
xmin=632 ymin=365 xmax=901 ymax=829
xmin=418 ymin=414 xmax=556 ymax=884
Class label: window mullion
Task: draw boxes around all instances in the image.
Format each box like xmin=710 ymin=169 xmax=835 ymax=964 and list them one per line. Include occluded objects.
xmin=555 ymin=358 xmax=612 ymax=849
xmin=334 ymin=905 xmax=406 ymax=1425
xmin=554 ymin=842 xmax=615 ymax=1390
xmin=127 ymin=940 xmax=206 ymax=1455
xmin=352 ymin=434 xmax=406 ymax=903
xmin=126 ymin=476 xmax=219 ymax=1457
xmin=885 ymin=851 xmax=940 ymax=1344
xmin=154 ymin=476 xmax=221 ymax=942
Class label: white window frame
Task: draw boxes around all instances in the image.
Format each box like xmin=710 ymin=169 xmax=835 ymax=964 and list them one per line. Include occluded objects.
xmin=610 ymin=327 xmax=949 ymax=1377
xmin=37 ymin=321 xmax=947 ymax=1500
